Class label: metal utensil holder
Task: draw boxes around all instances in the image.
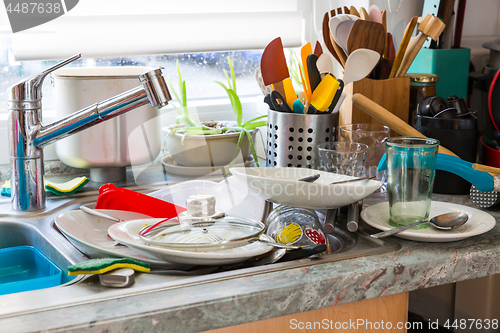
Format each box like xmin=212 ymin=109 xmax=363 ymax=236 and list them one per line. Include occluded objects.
xmin=266 ymin=110 xmax=338 ymax=169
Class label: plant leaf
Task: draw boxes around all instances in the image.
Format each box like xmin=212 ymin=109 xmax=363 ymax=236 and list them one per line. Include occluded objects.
xmin=243 ymin=121 xmax=268 ymax=130
xmin=214 ymin=81 xmax=242 ymax=126
xmin=242 ymin=128 xmax=260 ymax=167
xmin=223 ymin=69 xmax=231 ymax=90
xmin=225 ymin=130 xmax=246 ymax=172
xmin=241 ymin=115 xmax=268 ymax=127
xmin=228 ymin=56 xmax=236 ymax=95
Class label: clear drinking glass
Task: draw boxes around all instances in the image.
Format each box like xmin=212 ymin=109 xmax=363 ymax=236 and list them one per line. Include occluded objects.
xmin=339 ymin=124 xmax=390 ymax=191
xmin=386 ymin=137 xmax=439 ymax=227
xmin=317 ymin=142 xmax=369 ymax=177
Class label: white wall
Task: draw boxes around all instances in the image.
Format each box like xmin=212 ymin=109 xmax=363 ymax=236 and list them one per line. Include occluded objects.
xmin=311 ymin=0 xmax=499 ymax=72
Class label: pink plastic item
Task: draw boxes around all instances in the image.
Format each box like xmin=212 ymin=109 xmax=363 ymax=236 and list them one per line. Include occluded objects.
xmin=95 ymin=184 xmax=186 ymax=218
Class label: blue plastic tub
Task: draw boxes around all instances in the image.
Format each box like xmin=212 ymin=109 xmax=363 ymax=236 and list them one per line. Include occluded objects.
xmin=0 ymin=246 xmax=62 ymax=295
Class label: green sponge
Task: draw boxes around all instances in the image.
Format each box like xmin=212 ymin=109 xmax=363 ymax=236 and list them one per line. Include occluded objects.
xmin=45 ymin=176 xmax=90 ymax=196
xmin=67 ymin=258 xmax=151 ymax=276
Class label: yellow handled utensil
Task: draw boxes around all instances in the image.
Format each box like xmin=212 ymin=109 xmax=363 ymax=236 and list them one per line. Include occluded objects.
xmin=310 ymin=75 xmax=340 ymax=112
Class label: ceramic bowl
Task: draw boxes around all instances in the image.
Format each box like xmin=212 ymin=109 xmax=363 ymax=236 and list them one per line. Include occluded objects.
xmin=165 ymin=121 xmax=256 ymax=167
xmin=230 ymin=167 xmax=382 ymax=209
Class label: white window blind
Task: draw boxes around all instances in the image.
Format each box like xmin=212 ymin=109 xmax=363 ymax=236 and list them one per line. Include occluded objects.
xmin=9 ymin=0 xmax=304 ymax=61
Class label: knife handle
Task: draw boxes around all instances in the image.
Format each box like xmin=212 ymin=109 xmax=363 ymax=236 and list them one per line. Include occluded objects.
xmin=271 ymin=81 xmax=286 ymax=103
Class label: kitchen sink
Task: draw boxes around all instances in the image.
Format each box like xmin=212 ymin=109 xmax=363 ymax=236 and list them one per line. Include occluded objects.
xmin=0 ymin=185 xmax=399 ymax=320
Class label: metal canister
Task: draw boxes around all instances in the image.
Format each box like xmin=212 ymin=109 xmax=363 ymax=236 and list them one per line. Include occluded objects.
xmin=266 ymin=110 xmax=338 ymax=169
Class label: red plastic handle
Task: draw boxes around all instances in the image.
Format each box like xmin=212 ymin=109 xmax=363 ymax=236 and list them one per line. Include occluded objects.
xmin=95 ymin=184 xmax=186 ymax=218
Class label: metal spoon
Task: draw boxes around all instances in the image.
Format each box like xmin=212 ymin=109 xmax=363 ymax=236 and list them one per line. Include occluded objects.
xmin=80 ymin=206 xmax=122 ymax=222
xmin=79 ymin=206 xmax=125 ymax=246
xmin=298 ymin=174 xmax=320 ymax=182
xmin=371 ymin=212 xmax=469 ymax=239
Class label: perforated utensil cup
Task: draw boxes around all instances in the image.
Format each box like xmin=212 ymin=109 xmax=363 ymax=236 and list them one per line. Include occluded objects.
xmin=266 ymin=110 xmax=338 ymax=168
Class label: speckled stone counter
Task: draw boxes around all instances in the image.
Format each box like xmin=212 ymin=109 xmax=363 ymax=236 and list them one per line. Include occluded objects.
xmin=1 ymin=182 xmax=499 ymax=333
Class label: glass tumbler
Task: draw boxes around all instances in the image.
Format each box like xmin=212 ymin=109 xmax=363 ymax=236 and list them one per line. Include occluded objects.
xmin=317 ymin=142 xmax=369 ymax=177
xmin=386 ymin=137 xmax=439 ymax=227
xmin=339 ymin=124 xmax=390 ymax=191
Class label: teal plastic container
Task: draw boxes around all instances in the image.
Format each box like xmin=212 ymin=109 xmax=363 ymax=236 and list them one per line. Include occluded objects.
xmin=0 ymin=246 xmax=62 ymax=295
xmin=408 ymin=48 xmax=470 ymax=99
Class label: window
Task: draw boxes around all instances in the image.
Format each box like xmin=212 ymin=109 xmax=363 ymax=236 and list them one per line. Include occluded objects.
xmin=0 ymin=49 xmax=265 ymax=114
xmin=0 ymin=0 xmax=304 ymax=114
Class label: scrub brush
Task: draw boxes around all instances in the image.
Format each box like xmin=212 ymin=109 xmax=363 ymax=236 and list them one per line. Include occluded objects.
xmin=67 ymin=258 xmax=151 ymax=276
xmin=45 ymin=176 xmax=90 ymax=196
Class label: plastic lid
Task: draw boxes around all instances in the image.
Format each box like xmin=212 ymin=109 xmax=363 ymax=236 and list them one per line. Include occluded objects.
xmin=406 ymin=73 xmax=439 ymax=83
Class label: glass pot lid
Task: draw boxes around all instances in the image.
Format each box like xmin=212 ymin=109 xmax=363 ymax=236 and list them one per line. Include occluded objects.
xmin=138 ymin=194 xmax=266 ymax=251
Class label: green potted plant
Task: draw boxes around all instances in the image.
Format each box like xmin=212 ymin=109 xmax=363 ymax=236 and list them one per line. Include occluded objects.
xmin=164 ymin=57 xmax=267 ymax=168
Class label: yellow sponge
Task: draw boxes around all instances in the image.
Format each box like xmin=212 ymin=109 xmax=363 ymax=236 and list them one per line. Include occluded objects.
xmin=67 ymin=258 xmax=151 ymax=276
xmin=45 ymin=176 xmax=89 ymax=195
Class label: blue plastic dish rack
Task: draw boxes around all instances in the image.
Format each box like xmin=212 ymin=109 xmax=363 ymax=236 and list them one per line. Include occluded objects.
xmin=0 ymin=246 xmax=62 ymax=295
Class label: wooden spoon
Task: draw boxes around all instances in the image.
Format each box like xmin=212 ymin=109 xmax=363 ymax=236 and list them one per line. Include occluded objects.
xmin=322 ymin=9 xmax=343 ymax=66
xmin=381 ymin=10 xmax=388 ymax=58
xmin=396 ymin=15 xmax=445 ymax=77
xmin=389 ymin=16 xmax=418 ymax=78
xmin=359 ymin=7 xmax=370 ymax=21
xmin=350 ymin=6 xmax=360 ymax=17
xmin=347 ymin=20 xmax=385 ymax=56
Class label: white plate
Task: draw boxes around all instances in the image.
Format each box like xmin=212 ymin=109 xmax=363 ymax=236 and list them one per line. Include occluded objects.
xmin=361 ymin=201 xmax=496 ymax=242
xmin=161 ymin=155 xmax=254 ymax=178
xmin=54 ymin=209 xmax=181 ymax=268
xmin=230 ymin=167 xmax=382 ymax=209
xmin=108 ymin=219 xmax=274 ymax=265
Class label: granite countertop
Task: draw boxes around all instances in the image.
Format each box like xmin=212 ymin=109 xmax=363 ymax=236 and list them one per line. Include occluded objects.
xmin=2 ymin=182 xmax=499 ymax=332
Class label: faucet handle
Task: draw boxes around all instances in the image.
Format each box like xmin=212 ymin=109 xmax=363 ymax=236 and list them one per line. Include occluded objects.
xmin=8 ymin=54 xmax=81 ymax=104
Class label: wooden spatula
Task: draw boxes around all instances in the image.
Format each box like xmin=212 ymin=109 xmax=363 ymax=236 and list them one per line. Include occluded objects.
xmin=381 ymin=10 xmax=388 ymax=58
xmin=313 ymin=41 xmax=323 ymax=56
xmin=359 ymin=7 xmax=370 ymax=21
xmin=322 ymin=9 xmax=342 ymax=66
xmin=350 ymin=6 xmax=360 ymax=17
xmin=389 ymin=16 xmax=418 ymax=79
xmin=396 ymin=14 xmax=445 ymax=77
xmin=346 ymin=20 xmax=385 ymax=56
xmin=260 ymin=37 xmax=296 ymax=108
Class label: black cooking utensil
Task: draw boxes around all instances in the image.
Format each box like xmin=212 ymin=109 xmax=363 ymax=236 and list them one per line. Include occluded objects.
xmin=307 ymin=104 xmax=319 ymax=114
xmin=307 ymin=54 xmax=321 ymax=92
xmin=270 ymin=90 xmax=293 ymax=113
xmin=264 ymin=94 xmax=274 ymax=110
xmin=327 ymin=79 xmax=344 ymax=114
xmin=276 ymin=244 xmax=327 ymax=263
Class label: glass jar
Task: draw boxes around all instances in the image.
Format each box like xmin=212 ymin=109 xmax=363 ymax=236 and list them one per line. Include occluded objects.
xmin=407 ymin=73 xmax=439 ymax=120
xmin=266 ymin=205 xmax=326 ymax=246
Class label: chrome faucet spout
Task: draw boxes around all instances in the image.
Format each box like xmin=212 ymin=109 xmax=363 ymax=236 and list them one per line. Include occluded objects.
xmin=7 ymin=55 xmax=171 ymax=212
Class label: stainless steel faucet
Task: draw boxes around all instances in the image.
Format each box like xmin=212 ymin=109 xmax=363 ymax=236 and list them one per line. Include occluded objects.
xmin=7 ymin=54 xmax=172 ymax=211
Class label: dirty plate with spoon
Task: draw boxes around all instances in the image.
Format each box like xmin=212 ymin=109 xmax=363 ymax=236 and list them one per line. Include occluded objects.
xmin=361 ymin=201 xmax=495 ymax=242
